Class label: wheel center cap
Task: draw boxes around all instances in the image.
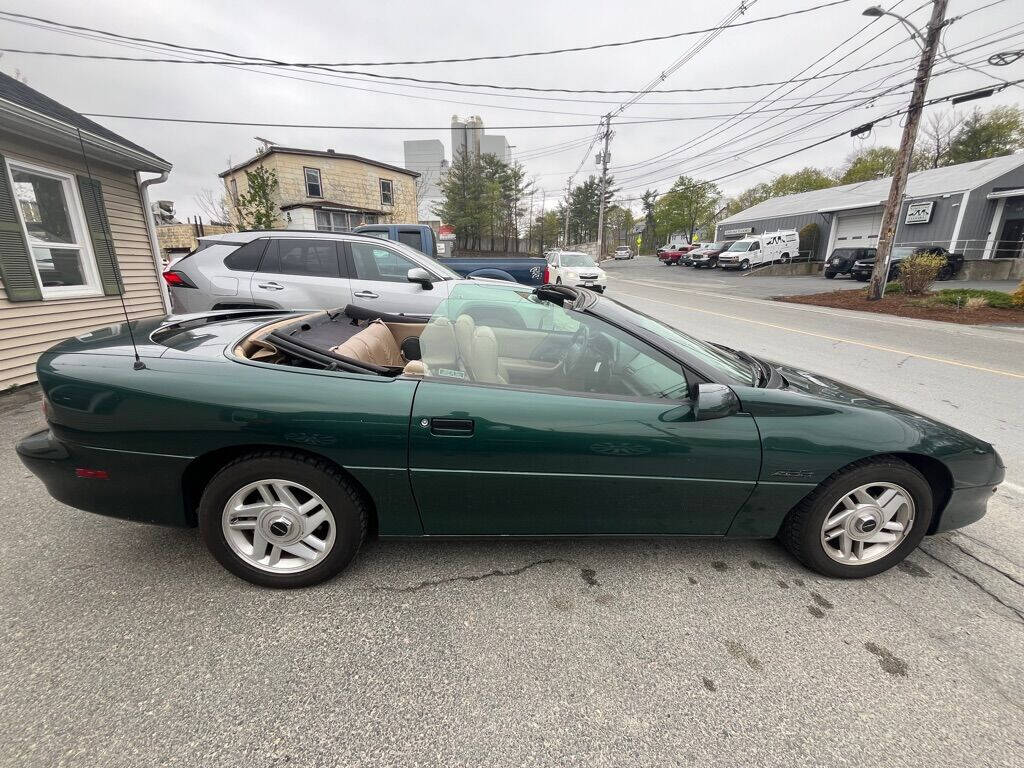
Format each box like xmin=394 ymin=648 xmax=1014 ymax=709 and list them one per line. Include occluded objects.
xmin=268 ymin=516 xmax=292 ymax=537
xmin=847 ymin=505 xmax=883 ymax=540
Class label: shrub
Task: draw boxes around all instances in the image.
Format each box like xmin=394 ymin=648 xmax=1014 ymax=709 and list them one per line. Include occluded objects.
xmin=897 ymin=252 xmax=945 ymax=295
xmin=963 ymin=296 xmax=988 ymax=311
xmin=883 ymin=281 xmax=902 ymax=294
xmin=934 ymin=288 xmax=1016 ymax=309
xmin=1012 ymin=280 xmax=1024 ymax=308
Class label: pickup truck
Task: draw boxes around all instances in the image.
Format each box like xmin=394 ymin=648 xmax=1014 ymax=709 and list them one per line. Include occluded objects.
xmin=355 ymin=223 xmax=547 ymax=285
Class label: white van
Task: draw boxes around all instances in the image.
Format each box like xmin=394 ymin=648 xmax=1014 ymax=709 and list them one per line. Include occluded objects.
xmin=717 ymin=230 xmax=799 ymax=270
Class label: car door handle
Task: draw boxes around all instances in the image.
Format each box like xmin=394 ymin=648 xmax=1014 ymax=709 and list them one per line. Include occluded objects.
xmin=429 ymin=418 xmax=474 ymax=436
xmin=353 ymin=291 xmax=379 ymax=299
xmin=257 ymin=282 xmax=284 ymax=290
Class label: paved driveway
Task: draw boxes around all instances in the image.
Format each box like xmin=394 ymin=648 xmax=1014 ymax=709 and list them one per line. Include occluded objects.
xmin=1 ymin=278 xmax=1022 ymax=767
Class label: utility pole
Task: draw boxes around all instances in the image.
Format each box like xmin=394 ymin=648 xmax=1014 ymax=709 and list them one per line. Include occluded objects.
xmin=868 ymin=0 xmax=947 ymax=300
xmin=595 ymin=114 xmax=613 ymax=260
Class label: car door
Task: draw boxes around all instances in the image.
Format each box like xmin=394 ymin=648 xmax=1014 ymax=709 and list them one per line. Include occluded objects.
xmin=250 ymin=238 xmax=351 ymax=310
xmin=346 ymin=239 xmax=452 ymax=316
xmin=407 ymin=299 xmax=761 ymax=535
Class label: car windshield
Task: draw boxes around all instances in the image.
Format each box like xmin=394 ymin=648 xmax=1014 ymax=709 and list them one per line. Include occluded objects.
xmin=727 ymin=241 xmax=753 ymax=252
xmin=560 ymin=253 xmax=597 ymax=268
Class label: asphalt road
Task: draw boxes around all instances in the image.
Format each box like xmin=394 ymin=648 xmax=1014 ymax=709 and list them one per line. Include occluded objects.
xmin=2 ymin=265 xmax=1023 ymax=768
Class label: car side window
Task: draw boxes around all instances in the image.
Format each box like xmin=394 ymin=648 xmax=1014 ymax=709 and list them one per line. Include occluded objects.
xmin=397 ymin=230 xmax=423 ymax=252
xmin=350 ymin=242 xmax=420 ymax=283
xmin=223 ymin=239 xmax=267 ymax=271
xmin=259 ymin=240 xmax=343 ymax=278
xmin=750 ymin=241 xmax=760 ymax=250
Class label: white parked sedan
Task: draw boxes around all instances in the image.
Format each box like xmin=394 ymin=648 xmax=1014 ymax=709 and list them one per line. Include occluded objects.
xmin=546 ymin=251 xmax=607 ymax=292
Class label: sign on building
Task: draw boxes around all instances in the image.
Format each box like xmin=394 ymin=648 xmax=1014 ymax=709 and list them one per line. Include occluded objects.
xmin=723 ymin=226 xmax=754 ymax=237
xmin=905 ymin=201 xmax=934 ymax=225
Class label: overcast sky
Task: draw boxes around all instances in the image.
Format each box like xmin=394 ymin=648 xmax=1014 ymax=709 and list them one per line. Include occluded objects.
xmin=2 ymin=0 xmax=1020 ymax=220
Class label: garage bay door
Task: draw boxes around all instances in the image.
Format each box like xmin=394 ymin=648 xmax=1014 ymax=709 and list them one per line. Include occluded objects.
xmin=835 ymin=211 xmax=882 ymax=245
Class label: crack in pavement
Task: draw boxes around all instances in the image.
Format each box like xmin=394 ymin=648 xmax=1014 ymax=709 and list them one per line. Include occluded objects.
xmin=376 ymin=558 xmax=575 ymax=593
xmin=947 ymin=536 xmax=1024 ymax=587
xmin=918 ymin=547 xmax=1024 ymax=625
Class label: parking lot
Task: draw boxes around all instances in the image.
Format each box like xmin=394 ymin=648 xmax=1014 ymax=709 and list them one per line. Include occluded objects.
xmin=602 ymin=254 xmax=1023 ymax=299
xmin=2 ymin=265 xmax=1023 ymax=767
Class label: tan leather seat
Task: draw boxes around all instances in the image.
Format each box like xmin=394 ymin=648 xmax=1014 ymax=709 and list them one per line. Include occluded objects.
xmin=331 ymin=320 xmax=402 ymax=367
xmin=417 ymin=317 xmax=464 ymax=379
xmin=454 ymin=314 xmax=475 ymax=373
xmin=468 ymin=326 xmax=508 ymax=385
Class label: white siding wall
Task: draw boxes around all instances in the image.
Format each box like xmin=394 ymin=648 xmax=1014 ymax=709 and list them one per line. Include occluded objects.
xmin=0 ymin=133 xmax=165 ymax=390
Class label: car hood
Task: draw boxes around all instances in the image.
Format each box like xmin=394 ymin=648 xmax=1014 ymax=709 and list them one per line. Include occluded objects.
xmin=766 ymin=360 xmax=993 ymax=450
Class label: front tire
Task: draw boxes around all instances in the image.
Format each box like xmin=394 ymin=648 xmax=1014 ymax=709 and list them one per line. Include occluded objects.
xmin=740 ymin=259 xmax=750 ymax=270
xmin=778 ymin=458 xmax=933 ymax=579
xmin=824 ymin=271 xmax=836 ymax=279
xmin=199 ymin=451 xmax=367 ymax=588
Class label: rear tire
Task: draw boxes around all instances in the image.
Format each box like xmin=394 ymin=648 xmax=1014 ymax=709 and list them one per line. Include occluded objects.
xmin=778 ymin=458 xmax=933 ymax=579
xmin=199 ymin=451 xmax=367 ymax=588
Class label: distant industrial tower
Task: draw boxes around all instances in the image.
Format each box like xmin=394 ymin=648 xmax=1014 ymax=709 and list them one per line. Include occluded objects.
xmin=451 ymin=115 xmax=510 ymax=162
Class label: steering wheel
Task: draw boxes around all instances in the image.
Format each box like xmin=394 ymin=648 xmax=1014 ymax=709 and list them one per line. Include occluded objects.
xmin=561 ymin=325 xmax=590 ymax=379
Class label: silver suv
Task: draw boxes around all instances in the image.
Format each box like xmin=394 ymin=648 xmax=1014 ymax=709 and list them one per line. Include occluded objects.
xmin=164 ymin=230 xmax=465 ymax=316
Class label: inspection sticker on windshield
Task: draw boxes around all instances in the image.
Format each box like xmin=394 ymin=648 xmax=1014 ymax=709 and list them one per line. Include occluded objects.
xmin=437 ymin=368 xmax=467 ymax=379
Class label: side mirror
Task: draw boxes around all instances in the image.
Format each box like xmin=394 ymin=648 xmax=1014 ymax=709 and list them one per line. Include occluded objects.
xmin=407 ymin=267 xmax=434 ymax=290
xmin=694 ymin=383 xmax=740 ymax=421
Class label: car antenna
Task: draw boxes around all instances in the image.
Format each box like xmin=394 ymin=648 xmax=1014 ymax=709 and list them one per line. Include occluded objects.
xmin=76 ymin=128 xmax=145 ymax=371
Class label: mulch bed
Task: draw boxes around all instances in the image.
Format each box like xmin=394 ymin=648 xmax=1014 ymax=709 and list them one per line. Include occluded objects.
xmin=774 ymin=289 xmax=1024 ymax=326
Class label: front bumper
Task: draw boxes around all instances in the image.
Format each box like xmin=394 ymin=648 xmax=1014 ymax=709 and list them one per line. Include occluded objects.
xmin=17 ymin=428 xmax=193 ymax=527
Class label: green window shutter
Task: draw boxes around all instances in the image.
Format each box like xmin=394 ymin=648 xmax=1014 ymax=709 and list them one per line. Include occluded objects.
xmin=76 ymin=175 xmax=123 ymax=296
xmin=0 ymin=154 xmax=42 ymax=302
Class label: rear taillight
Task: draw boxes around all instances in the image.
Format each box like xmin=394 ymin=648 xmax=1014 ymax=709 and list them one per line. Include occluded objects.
xmin=163 ymin=270 xmax=197 ymax=288
xmin=543 ymin=266 xmax=550 ymax=284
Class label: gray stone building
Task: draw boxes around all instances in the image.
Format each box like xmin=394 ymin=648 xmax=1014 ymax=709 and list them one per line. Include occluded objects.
xmin=715 ymin=154 xmax=1024 ymax=263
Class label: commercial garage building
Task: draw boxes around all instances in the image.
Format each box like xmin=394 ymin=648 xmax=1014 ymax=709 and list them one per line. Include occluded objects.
xmin=715 ymin=153 xmax=1024 ymax=263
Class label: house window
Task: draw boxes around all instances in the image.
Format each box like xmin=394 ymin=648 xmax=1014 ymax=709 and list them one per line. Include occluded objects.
xmin=304 ymin=167 xmax=322 ymax=198
xmin=8 ymin=160 xmax=100 ymax=299
xmin=314 ymin=210 xmax=380 ymax=232
xmin=379 ymin=178 xmax=394 ymax=206
xmin=229 ymin=177 xmax=239 ymax=202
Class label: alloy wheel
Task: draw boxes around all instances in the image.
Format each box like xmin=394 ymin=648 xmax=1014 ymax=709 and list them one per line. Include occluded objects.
xmin=820 ymin=482 xmax=915 ymax=565
xmin=221 ymin=479 xmax=337 ymax=573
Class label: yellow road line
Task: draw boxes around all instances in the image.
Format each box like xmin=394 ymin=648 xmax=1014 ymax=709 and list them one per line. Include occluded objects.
xmin=612 ymin=288 xmax=1024 ymax=380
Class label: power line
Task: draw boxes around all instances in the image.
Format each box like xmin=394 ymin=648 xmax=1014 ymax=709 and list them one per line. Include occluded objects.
xmin=0 ymin=2 xmax=851 ymax=67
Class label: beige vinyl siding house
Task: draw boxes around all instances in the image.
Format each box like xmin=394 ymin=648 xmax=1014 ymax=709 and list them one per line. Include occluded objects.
xmin=0 ymin=73 xmax=171 ymax=391
xmin=220 ymin=146 xmax=418 ymax=231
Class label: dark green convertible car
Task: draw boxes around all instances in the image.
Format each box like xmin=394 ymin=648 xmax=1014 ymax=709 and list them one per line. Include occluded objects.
xmin=18 ymin=282 xmax=1003 ymax=587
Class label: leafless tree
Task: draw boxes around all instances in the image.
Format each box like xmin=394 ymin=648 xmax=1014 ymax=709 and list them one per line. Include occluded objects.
xmin=194 ymin=187 xmax=236 ymax=228
xmin=916 ymin=109 xmax=963 ymax=169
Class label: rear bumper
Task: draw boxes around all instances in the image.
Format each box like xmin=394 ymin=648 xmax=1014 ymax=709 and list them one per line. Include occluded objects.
xmin=17 ymin=429 xmax=193 ymax=527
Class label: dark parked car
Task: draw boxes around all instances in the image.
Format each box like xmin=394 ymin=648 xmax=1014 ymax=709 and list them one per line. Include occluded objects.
xmin=689 ymin=241 xmax=730 ymax=269
xmin=355 ymin=223 xmax=547 ymax=285
xmin=18 ymin=283 xmax=1004 ymax=588
xmin=851 ymin=246 xmax=964 ymax=282
xmin=824 ymin=247 xmax=875 ymax=279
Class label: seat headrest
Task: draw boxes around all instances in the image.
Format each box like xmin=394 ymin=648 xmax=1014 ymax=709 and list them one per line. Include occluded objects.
xmin=419 ymin=317 xmax=458 ymax=366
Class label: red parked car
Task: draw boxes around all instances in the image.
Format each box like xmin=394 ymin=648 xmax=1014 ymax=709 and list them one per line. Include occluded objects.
xmin=658 ymin=244 xmax=695 ymax=265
